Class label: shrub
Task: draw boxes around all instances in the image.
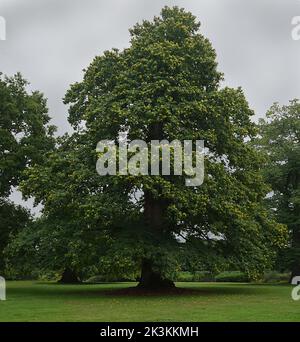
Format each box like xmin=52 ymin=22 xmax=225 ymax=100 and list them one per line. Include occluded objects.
xmin=262 ymin=271 xmax=290 ymax=283
xmin=174 ymin=271 xmax=194 ymax=282
xmin=86 ymin=274 xmax=136 ymax=283
xmin=193 ymin=271 xmax=215 ymax=282
xmin=175 ymin=271 xmax=214 ymax=282
xmin=215 ymin=271 xmax=249 ymax=282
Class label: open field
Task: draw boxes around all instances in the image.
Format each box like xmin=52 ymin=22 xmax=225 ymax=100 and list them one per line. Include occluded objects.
xmin=0 ymin=281 xmax=299 ymax=322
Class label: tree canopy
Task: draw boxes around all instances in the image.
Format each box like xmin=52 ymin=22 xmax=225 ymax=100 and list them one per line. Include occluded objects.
xmin=0 ymin=73 xmax=55 ymax=197
xmin=256 ymin=100 xmax=300 ymax=279
xmin=0 ymin=73 xmax=55 ymax=276
xmin=13 ymin=7 xmax=287 ymax=288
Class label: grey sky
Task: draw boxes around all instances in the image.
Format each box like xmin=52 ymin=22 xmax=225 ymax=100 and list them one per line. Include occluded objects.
xmin=1 ymin=0 xmax=300 ymax=211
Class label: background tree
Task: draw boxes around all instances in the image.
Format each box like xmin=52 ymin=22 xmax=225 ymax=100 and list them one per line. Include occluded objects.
xmin=0 ymin=73 xmax=55 ymax=197
xmin=255 ymin=100 xmax=300 ymax=280
xmin=0 ymin=73 xmax=55 ymax=275
xmin=0 ymin=198 xmax=30 ymax=275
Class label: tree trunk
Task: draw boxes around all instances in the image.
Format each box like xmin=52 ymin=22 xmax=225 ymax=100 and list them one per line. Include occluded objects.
xmin=58 ymin=267 xmax=80 ymax=284
xmin=138 ymin=192 xmax=174 ymax=289
xmin=137 ymin=122 xmax=175 ymax=289
xmin=138 ymin=259 xmax=174 ymax=289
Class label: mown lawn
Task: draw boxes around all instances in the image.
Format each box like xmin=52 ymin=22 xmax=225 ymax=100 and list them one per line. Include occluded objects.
xmin=0 ymin=281 xmax=299 ymax=322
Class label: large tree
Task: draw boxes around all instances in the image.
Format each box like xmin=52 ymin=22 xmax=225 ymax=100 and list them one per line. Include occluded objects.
xmin=0 ymin=73 xmax=55 ymax=197
xmin=0 ymin=198 xmax=30 ymax=274
xmin=255 ymin=100 xmax=300 ymax=280
xmin=23 ymin=7 xmax=286 ymax=289
xmin=0 ymin=73 xmax=55 ymax=275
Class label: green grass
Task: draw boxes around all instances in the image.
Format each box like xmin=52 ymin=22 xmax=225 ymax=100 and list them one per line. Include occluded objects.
xmin=0 ymin=281 xmax=299 ymax=322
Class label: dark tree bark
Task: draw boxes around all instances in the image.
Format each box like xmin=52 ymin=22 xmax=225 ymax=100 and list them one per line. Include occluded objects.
xmin=58 ymin=267 xmax=80 ymax=284
xmin=137 ymin=123 xmax=175 ymax=290
xmin=138 ymin=259 xmax=175 ymax=289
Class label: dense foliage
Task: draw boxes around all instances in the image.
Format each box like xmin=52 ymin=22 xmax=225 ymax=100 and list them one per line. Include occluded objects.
xmin=4 ymin=8 xmax=289 ymax=287
xmin=0 ymin=73 xmax=55 ymax=276
xmin=256 ymin=100 xmax=300 ymax=279
xmin=0 ymin=73 xmax=55 ymax=197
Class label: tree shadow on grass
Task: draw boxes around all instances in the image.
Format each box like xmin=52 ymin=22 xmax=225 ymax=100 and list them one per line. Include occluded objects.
xmin=103 ymin=283 xmax=273 ymax=297
xmin=7 ymin=282 xmax=287 ymax=298
xmin=7 ymin=282 xmax=133 ymax=298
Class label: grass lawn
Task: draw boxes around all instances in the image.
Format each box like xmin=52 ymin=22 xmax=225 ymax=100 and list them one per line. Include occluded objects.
xmin=0 ymin=281 xmax=299 ymax=322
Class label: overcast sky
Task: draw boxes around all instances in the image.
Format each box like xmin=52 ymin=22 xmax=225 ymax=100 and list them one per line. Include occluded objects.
xmin=1 ymin=0 xmax=300 ymax=211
